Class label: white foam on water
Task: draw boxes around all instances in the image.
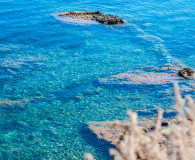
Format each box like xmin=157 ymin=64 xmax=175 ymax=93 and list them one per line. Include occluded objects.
xmin=136 ymin=33 xmax=184 ymax=67
xmin=154 ymin=42 xmax=184 ymax=67
xmin=124 ymin=18 xmax=185 ymax=68
xmin=137 ymin=34 xmax=164 ymax=42
xmin=143 ymin=23 xmax=151 ymax=27
xmin=127 ymin=23 xmax=144 ymax=33
xmin=53 ymin=14 xmax=100 ymax=25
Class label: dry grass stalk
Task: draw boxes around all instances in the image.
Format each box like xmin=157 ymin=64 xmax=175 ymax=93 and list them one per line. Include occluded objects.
xmin=84 ymin=153 xmax=94 ymax=160
xmin=85 ymin=82 xmax=195 ymax=160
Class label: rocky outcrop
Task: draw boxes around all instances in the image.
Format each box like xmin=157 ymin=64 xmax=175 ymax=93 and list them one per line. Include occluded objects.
xmin=87 ymin=113 xmax=177 ymax=146
xmin=87 ymin=121 xmax=125 ymax=146
xmin=59 ymin=11 xmax=125 ymax=25
xmin=178 ymin=68 xmax=194 ymax=78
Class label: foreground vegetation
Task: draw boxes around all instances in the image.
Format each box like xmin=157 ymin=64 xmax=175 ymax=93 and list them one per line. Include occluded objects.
xmin=85 ymin=82 xmax=195 ymax=160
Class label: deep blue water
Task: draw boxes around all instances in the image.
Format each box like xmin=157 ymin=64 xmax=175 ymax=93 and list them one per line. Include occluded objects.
xmin=0 ymin=0 xmax=195 ymax=159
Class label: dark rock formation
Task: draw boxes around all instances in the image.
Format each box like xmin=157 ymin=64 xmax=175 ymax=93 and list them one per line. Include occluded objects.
xmin=178 ymin=68 xmax=194 ymax=78
xmin=59 ymin=11 xmax=125 ymax=25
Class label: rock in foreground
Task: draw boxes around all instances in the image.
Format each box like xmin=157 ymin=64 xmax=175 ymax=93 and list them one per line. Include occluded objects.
xmin=87 ymin=114 xmax=176 ymax=146
xmin=59 ymin=11 xmax=125 ymax=25
xmin=178 ymin=68 xmax=194 ymax=78
xmin=87 ymin=121 xmax=125 ymax=146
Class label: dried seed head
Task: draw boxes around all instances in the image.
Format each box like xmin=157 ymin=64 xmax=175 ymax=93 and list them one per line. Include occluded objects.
xmin=84 ymin=153 xmax=94 ymax=160
xmin=173 ymin=83 xmax=185 ymax=107
xmin=109 ymin=149 xmax=124 ymax=160
xmin=185 ymin=95 xmax=195 ymax=108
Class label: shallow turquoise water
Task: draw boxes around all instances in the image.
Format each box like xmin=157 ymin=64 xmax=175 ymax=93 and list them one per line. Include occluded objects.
xmin=0 ymin=0 xmax=195 ymax=159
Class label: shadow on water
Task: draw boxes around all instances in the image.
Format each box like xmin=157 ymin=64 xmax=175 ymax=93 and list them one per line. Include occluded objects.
xmin=54 ymin=82 xmax=101 ymax=104
xmin=80 ymin=123 xmax=114 ymax=160
xmin=136 ymin=108 xmax=177 ymax=119
xmin=0 ymin=121 xmax=37 ymax=134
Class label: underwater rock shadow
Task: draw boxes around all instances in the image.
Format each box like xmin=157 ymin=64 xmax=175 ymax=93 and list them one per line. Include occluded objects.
xmin=54 ymin=82 xmax=101 ymax=104
xmin=80 ymin=123 xmax=114 ymax=159
xmin=0 ymin=121 xmax=37 ymax=134
xmin=136 ymin=108 xmax=177 ymax=119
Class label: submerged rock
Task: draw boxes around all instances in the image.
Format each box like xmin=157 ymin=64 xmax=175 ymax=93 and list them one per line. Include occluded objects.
xmin=178 ymin=68 xmax=194 ymax=78
xmin=98 ymin=71 xmax=179 ymax=85
xmin=0 ymin=99 xmax=28 ymax=110
xmin=59 ymin=11 xmax=125 ymax=25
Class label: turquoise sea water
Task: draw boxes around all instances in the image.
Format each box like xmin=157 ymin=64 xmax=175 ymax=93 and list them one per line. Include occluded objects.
xmin=0 ymin=0 xmax=195 ymax=159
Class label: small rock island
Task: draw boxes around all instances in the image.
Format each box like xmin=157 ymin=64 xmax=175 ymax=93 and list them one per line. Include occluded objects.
xmin=59 ymin=11 xmax=125 ymax=25
xmin=178 ymin=67 xmax=194 ymax=78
